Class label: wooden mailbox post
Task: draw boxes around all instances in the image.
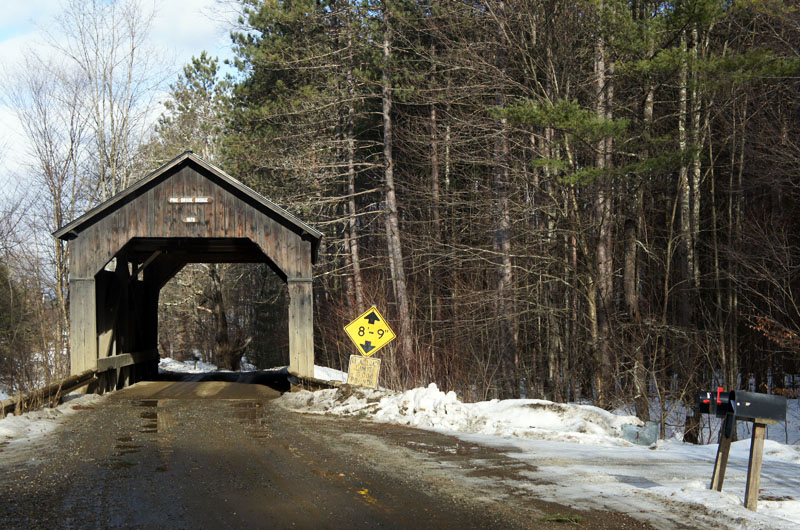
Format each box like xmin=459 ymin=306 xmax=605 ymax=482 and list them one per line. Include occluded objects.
xmin=54 ymin=152 xmax=322 ymax=391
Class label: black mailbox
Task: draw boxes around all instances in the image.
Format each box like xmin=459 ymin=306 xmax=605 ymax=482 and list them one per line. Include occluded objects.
xmin=729 ymin=390 xmax=787 ymax=423
xmin=698 ymin=388 xmax=787 ymax=422
xmin=699 ymin=387 xmax=788 ymax=511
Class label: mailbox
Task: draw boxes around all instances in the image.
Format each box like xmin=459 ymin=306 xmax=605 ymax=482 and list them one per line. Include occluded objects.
xmin=698 ymin=388 xmax=787 ymax=422
xmin=728 ymin=390 xmax=787 ymax=423
xmin=698 ymin=387 xmax=733 ymax=417
xmin=698 ymin=387 xmax=788 ymax=512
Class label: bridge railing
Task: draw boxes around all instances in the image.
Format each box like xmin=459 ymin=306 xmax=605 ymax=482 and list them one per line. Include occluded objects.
xmin=1 ymin=370 xmax=97 ymax=418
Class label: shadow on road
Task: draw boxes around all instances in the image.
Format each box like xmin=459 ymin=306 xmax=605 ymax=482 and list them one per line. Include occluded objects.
xmin=153 ymin=369 xmax=291 ymax=394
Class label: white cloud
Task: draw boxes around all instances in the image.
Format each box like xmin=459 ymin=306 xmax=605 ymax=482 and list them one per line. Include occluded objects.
xmin=150 ymin=0 xmax=234 ymax=63
xmin=0 ymin=1 xmax=60 ymax=39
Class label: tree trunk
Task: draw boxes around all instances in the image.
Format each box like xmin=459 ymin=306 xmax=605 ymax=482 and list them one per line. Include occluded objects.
xmin=345 ymin=5 xmax=364 ymax=310
xmin=594 ymin=7 xmax=613 ymax=408
xmin=208 ymin=265 xmax=249 ymax=371
xmin=492 ymin=1 xmax=517 ymax=398
xmin=382 ymin=1 xmax=414 ymax=380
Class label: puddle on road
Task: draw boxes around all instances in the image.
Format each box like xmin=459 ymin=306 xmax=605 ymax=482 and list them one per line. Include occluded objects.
xmin=134 ymin=400 xmax=161 ymax=434
xmin=231 ymin=401 xmax=273 ymax=440
xmin=100 ymin=460 xmax=137 ymax=469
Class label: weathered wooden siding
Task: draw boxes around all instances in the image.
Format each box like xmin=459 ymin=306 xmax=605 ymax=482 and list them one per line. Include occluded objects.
xmin=73 ymin=165 xmax=311 ymax=280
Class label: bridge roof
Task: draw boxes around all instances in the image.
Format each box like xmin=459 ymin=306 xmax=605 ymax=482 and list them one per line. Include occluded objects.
xmin=52 ymin=151 xmax=324 ymax=250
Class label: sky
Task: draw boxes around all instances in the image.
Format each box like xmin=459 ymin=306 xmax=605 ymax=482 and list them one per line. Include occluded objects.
xmin=0 ymin=0 xmax=238 ymax=197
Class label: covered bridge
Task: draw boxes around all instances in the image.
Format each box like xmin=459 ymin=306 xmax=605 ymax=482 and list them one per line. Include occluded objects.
xmin=54 ymin=151 xmax=322 ymax=391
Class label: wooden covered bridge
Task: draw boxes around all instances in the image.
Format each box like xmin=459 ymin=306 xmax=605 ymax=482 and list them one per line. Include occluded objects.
xmin=54 ymin=152 xmax=322 ymax=391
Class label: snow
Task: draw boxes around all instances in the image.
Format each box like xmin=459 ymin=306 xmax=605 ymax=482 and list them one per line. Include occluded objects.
xmin=279 ymin=382 xmax=800 ymax=529
xmin=158 ymin=357 xmax=221 ymax=374
xmin=314 ymin=365 xmax=347 ymax=383
xmin=0 ymin=394 xmax=103 ymax=445
xmin=4 ymin=357 xmax=798 ymax=528
xmin=158 ymin=356 xmax=272 ymax=374
xmin=615 ymin=397 xmax=800 ymax=446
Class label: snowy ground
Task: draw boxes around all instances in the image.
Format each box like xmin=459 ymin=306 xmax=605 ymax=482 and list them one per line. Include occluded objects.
xmin=157 ymin=357 xmax=226 ymax=374
xmin=157 ymin=357 xmax=261 ymax=374
xmin=280 ymin=373 xmax=800 ymax=530
xmin=0 ymin=394 xmax=104 ymax=447
xmin=3 ymin=359 xmax=798 ymax=528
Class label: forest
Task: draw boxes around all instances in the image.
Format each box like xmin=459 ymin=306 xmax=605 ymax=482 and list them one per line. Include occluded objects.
xmin=1 ymin=0 xmax=799 ymax=441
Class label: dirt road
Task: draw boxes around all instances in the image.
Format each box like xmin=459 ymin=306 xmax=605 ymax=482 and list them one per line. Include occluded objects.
xmin=0 ymin=376 xmax=651 ymax=529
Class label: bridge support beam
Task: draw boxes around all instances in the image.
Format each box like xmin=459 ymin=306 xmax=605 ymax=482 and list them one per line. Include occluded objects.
xmin=69 ymin=278 xmax=98 ymax=375
xmin=288 ymin=278 xmax=314 ymax=379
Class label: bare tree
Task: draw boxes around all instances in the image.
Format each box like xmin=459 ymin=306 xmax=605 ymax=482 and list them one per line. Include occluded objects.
xmin=5 ymin=54 xmax=88 ymax=367
xmin=51 ymin=0 xmax=166 ymax=201
xmin=381 ymin=0 xmax=414 ymax=370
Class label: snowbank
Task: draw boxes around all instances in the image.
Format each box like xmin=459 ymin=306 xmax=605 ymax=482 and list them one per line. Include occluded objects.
xmin=0 ymin=394 xmax=103 ymax=444
xmin=280 ymin=382 xmax=643 ymax=445
xmin=313 ymin=365 xmax=347 ymax=383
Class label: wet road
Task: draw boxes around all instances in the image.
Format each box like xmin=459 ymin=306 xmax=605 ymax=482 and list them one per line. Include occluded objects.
xmin=0 ymin=376 xmax=651 ymax=529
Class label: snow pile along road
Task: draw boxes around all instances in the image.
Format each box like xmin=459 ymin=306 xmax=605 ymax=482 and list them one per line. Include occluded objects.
xmin=280 ymin=380 xmax=800 ymax=529
xmin=0 ymin=394 xmax=103 ymax=445
xmin=280 ymin=383 xmax=643 ymax=445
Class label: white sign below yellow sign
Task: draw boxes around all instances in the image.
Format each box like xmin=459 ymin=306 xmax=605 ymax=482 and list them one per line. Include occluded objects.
xmin=346 ymin=355 xmax=381 ymax=389
xmin=343 ymin=306 xmax=396 ymax=357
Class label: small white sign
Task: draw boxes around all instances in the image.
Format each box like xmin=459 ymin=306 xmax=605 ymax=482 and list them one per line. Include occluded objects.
xmin=169 ymin=197 xmax=212 ymax=204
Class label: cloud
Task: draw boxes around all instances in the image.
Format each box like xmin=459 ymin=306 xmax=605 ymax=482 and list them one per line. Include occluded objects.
xmin=150 ymin=0 xmax=234 ymax=62
xmin=0 ymin=1 xmax=60 ymax=40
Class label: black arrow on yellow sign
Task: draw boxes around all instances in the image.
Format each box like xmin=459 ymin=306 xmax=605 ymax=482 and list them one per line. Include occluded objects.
xmin=364 ymin=311 xmax=381 ymax=325
xmin=360 ymin=340 xmax=375 ymax=354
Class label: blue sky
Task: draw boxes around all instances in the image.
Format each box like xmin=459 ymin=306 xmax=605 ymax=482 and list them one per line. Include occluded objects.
xmin=0 ymin=0 xmax=236 ymax=190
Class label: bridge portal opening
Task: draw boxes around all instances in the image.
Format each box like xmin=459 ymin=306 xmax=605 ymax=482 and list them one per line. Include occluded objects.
xmin=157 ymin=261 xmax=289 ymax=371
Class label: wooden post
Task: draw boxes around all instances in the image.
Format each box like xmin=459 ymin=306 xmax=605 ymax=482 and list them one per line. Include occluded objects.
xmin=744 ymin=421 xmax=767 ymax=511
xmin=288 ymin=278 xmax=314 ymax=379
xmin=69 ymin=278 xmax=98 ymax=376
xmin=710 ymin=415 xmax=735 ymax=491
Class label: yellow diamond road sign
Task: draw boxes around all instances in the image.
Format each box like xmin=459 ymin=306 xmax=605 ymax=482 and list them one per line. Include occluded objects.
xmin=344 ymin=306 xmax=396 ymax=357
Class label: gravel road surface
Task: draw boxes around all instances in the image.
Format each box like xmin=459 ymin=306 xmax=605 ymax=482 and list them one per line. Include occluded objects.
xmin=0 ymin=376 xmax=652 ymax=529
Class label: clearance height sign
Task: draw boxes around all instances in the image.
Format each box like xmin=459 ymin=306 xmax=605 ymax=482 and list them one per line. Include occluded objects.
xmin=343 ymin=306 xmax=397 ymax=357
